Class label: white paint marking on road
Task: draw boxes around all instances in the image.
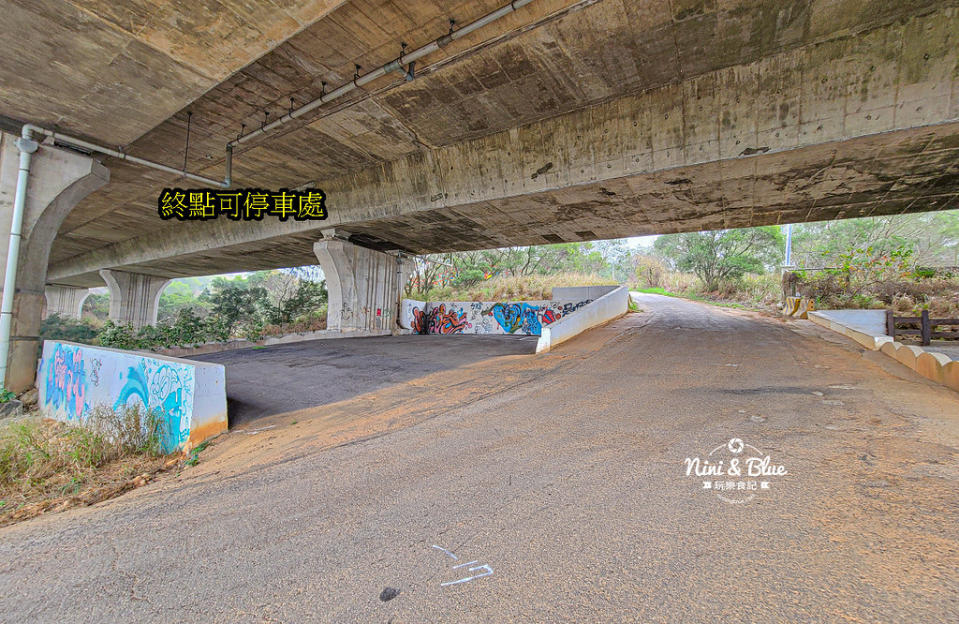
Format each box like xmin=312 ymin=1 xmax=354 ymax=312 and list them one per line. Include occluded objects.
xmin=452 ymin=560 xmax=479 ymax=569
xmin=431 ymin=545 xmax=458 ymax=560
xmin=235 ymin=425 xmax=277 ymax=435
xmin=828 ymin=385 xmax=856 ymax=390
xmin=441 ymin=564 xmax=494 ymax=587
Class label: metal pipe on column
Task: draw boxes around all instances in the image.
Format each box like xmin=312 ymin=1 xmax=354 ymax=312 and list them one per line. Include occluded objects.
xmin=0 ymin=126 xmax=39 ymax=388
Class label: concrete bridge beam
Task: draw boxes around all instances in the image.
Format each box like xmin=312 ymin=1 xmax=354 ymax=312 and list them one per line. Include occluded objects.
xmin=98 ymin=270 xmax=170 ymax=329
xmin=0 ymin=131 xmax=109 ymax=391
xmin=43 ymin=285 xmax=90 ymax=320
xmin=313 ymin=235 xmax=409 ymax=332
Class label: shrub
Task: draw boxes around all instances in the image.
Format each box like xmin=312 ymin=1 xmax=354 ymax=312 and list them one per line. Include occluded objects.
xmin=39 ymin=314 xmax=99 ymax=349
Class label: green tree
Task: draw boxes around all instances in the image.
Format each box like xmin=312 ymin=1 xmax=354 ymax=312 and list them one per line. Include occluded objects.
xmin=81 ymin=293 xmax=109 ymax=323
xmin=158 ymin=280 xmax=209 ymax=323
xmin=791 ymin=210 xmax=959 ymax=268
xmin=200 ymin=277 xmax=266 ymax=333
xmin=654 ymin=227 xmax=783 ymax=291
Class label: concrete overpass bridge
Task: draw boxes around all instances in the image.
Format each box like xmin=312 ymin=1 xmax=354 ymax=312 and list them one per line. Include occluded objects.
xmin=1 ymin=0 xmax=958 ymax=390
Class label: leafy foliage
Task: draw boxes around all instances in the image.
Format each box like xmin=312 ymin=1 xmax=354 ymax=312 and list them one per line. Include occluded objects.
xmin=407 ymin=241 xmax=633 ymax=297
xmin=652 ymin=227 xmax=783 ymax=291
xmin=40 ymin=314 xmax=99 ymax=347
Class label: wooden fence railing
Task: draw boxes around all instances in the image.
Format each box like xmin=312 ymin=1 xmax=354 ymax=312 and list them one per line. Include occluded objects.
xmin=886 ymin=309 xmax=959 ymax=346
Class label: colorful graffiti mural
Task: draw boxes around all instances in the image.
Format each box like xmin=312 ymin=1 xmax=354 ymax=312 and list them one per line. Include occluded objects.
xmin=428 ymin=304 xmax=473 ymax=335
xmin=401 ymin=298 xmax=591 ymax=336
xmin=37 ymin=341 xmax=226 ymax=454
xmin=484 ymin=302 xmax=544 ymax=334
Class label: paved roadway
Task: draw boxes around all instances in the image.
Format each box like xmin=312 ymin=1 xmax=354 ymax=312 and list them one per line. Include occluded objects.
xmin=192 ymin=334 xmax=538 ymax=426
xmin=2 ymin=294 xmax=958 ymax=623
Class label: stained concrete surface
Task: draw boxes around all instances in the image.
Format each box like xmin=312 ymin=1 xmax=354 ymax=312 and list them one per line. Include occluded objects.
xmin=2 ymin=295 xmax=959 ymax=622
xmin=192 ymin=334 xmax=538 ymax=426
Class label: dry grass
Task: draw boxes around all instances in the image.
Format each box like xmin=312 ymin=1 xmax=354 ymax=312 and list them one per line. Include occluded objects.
xmin=410 ymin=272 xmax=617 ymax=302
xmin=0 ymin=404 xmax=176 ymax=525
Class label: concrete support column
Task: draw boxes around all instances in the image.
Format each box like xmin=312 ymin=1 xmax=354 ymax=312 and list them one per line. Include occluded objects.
xmin=99 ymin=270 xmax=170 ymax=328
xmin=43 ymin=285 xmax=90 ymax=320
xmin=313 ymin=235 xmax=408 ymax=332
xmin=0 ymin=131 xmax=109 ymax=391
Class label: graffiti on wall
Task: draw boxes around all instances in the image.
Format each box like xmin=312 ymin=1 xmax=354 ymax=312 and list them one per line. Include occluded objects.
xmin=44 ymin=342 xmax=87 ymax=421
xmin=485 ymin=302 xmax=543 ymax=335
xmin=401 ymin=298 xmax=591 ymax=336
xmin=428 ymin=304 xmax=473 ymax=335
xmin=39 ymin=342 xmax=197 ymax=453
xmin=114 ymin=362 xmax=192 ymax=451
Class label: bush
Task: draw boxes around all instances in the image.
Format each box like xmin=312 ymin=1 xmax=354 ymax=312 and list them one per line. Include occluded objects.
xmin=39 ymin=314 xmax=99 ymax=348
xmin=97 ymin=309 xmax=232 ymax=350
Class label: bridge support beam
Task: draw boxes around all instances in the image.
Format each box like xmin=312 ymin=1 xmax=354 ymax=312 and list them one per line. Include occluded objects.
xmin=43 ymin=285 xmax=90 ymax=320
xmin=313 ymin=236 xmax=409 ymax=332
xmin=99 ymin=270 xmax=169 ymax=328
xmin=0 ymin=131 xmax=109 ymax=391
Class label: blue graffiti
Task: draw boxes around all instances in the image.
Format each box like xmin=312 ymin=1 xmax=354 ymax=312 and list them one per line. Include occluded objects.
xmin=115 ymin=362 xmax=149 ymax=408
xmin=115 ymin=362 xmax=189 ymax=453
xmin=44 ymin=343 xmax=87 ymax=420
xmin=486 ymin=303 xmax=543 ymax=335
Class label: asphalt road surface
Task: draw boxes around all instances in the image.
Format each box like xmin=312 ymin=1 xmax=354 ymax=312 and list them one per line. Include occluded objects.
xmin=2 ymin=294 xmax=958 ymax=623
xmin=192 ymin=334 xmax=538 ymax=426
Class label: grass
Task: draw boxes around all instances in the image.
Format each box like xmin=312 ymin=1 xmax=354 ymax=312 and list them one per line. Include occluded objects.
xmin=409 ymin=272 xmax=617 ymax=302
xmin=0 ymin=404 xmax=174 ymax=524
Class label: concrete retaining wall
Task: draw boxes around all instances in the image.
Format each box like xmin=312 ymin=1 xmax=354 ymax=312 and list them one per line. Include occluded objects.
xmin=808 ymin=310 xmax=959 ymax=394
xmin=550 ymin=285 xmax=618 ymax=301
xmin=37 ymin=340 xmax=227 ymax=453
xmin=536 ymin=286 xmax=630 ymax=353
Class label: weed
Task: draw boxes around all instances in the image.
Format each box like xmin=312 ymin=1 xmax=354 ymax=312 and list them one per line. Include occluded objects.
xmin=183 ymin=440 xmax=210 ymax=467
xmin=0 ymin=404 xmax=168 ymax=515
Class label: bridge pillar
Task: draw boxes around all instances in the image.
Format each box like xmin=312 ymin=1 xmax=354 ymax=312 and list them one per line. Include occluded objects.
xmin=0 ymin=131 xmax=109 ymax=391
xmin=313 ymin=236 xmax=409 ymax=332
xmin=99 ymin=270 xmax=170 ymax=328
xmin=43 ymin=285 xmax=90 ymax=320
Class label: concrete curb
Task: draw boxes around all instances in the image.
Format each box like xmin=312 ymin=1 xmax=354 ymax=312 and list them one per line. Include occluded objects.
xmin=536 ymin=286 xmax=630 ymax=353
xmin=807 ymin=311 xmax=893 ymax=351
xmin=809 ymin=310 xmax=959 ymax=394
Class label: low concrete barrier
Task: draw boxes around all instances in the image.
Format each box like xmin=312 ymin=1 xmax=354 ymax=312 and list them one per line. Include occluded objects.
xmin=551 ymin=285 xmax=618 ymax=300
xmin=808 ymin=310 xmax=892 ymax=350
xmin=536 ymin=286 xmax=630 ymax=353
xmin=37 ymin=340 xmax=227 ymax=453
xmin=808 ymin=310 xmax=959 ymax=394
